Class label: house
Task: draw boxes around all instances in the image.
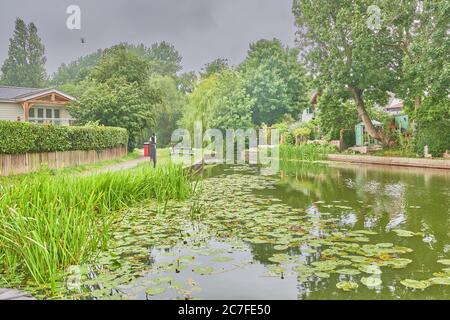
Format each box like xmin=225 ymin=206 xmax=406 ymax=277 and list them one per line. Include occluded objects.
xmin=0 ymin=86 xmax=75 ymax=125
xmin=385 ymin=95 xmax=404 ymax=116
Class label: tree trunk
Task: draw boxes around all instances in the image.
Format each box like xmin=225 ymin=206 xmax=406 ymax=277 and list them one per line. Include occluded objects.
xmin=350 ymin=87 xmax=390 ymax=146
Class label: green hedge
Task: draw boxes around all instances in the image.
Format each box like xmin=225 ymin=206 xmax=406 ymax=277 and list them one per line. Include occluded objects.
xmin=413 ymin=121 xmax=450 ymax=157
xmin=0 ymin=121 xmax=128 ymax=154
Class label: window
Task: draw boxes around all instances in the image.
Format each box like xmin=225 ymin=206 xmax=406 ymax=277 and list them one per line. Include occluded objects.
xmin=46 ymin=109 xmax=53 ymax=119
xmin=29 ymin=108 xmax=35 ymax=118
xmin=37 ymin=109 xmax=44 ymax=118
xmin=54 ymin=109 xmax=60 ymax=119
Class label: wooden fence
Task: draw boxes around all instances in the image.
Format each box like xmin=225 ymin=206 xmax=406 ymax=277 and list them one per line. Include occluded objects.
xmin=0 ymin=146 xmax=127 ymax=176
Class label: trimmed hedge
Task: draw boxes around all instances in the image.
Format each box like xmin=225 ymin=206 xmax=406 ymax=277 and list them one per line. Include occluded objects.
xmin=0 ymin=121 xmax=128 ymax=154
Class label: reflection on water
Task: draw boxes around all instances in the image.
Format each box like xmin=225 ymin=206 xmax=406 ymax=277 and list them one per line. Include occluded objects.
xmin=65 ymin=162 xmax=449 ymax=300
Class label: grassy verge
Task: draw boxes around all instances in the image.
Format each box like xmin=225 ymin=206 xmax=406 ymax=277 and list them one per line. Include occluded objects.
xmin=280 ymin=144 xmax=337 ymax=161
xmin=0 ymin=163 xmax=191 ymax=292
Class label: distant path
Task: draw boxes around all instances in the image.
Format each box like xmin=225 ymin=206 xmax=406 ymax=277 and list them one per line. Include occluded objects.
xmin=83 ymin=155 xmax=150 ymax=175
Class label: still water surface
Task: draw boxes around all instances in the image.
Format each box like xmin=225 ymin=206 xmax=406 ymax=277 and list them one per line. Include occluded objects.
xmin=74 ymin=163 xmax=450 ymax=300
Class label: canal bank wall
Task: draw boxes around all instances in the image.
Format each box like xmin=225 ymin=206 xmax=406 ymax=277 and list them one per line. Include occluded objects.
xmin=328 ymin=154 xmax=450 ymax=170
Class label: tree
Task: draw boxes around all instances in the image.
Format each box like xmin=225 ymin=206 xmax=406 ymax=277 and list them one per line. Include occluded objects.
xmin=146 ymin=41 xmax=183 ymax=77
xmin=141 ymin=75 xmax=187 ymax=146
xmin=1 ymin=18 xmax=47 ymax=87
xmin=69 ymin=78 xmax=153 ymax=151
xmin=90 ymin=45 xmax=149 ymax=84
xmin=52 ymin=50 xmax=103 ymax=86
xmin=399 ymin=0 xmax=449 ymax=109
xmin=200 ymin=58 xmax=229 ymax=79
xmin=240 ymin=39 xmax=308 ymax=125
xmin=293 ymin=1 xmax=416 ymax=145
xmin=207 ymin=70 xmax=254 ymax=130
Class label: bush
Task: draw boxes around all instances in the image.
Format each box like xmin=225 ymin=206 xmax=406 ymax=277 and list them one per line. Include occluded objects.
xmin=280 ymin=143 xmax=337 ymax=161
xmin=413 ymin=121 xmax=450 ymax=157
xmin=0 ymin=121 xmax=128 ymax=154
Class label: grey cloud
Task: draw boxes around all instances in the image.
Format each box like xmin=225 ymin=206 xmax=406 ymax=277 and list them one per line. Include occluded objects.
xmin=0 ymin=0 xmax=296 ymax=74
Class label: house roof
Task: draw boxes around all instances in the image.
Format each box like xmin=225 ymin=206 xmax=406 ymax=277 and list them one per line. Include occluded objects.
xmin=0 ymin=86 xmax=75 ymax=102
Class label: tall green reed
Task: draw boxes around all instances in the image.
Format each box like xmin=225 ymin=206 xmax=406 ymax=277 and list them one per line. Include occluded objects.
xmin=0 ymin=163 xmax=191 ymax=291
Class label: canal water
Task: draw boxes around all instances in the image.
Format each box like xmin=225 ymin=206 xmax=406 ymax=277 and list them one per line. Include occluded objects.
xmin=66 ymin=162 xmax=450 ymax=300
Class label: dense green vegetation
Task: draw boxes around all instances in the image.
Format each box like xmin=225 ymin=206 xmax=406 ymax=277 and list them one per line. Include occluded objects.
xmin=0 ymin=163 xmax=191 ymax=290
xmin=0 ymin=121 xmax=127 ymax=154
xmin=280 ymin=144 xmax=337 ymax=161
xmin=293 ymin=0 xmax=449 ymax=151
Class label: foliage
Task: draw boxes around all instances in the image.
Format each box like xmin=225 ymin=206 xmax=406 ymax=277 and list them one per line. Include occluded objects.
xmin=399 ymin=0 xmax=449 ymax=108
xmin=90 ymin=44 xmax=150 ymax=85
xmin=68 ymin=77 xmax=151 ymax=151
xmin=182 ymin=70 xmax=254 ymax=133
xmin=146 ymin=41 xmax=183 ymax=77
xmin=1 ymin=18 xmax=47 ymax=87
xmin=0 ymin=163 xmax=191 ymax=289
xmin=0 ymin=120 xmax=127 ymax=154
xmin=240 ymin=39 xmax=308 ymax=125
xmin=200 ymin=58 xmax=229 ymax=79
xmin=140 ymin=75 xmax=187 ymax=146
xmin=293 ymin=1 xmax=416 ymax=145
xmin=316 ymin=91 xmax=359 ymax=141
xmin=280 ymin=143 xmax=336 ymax=161
xmin=408 ymin=98 xmax=450 ymax=157
xmin=52 ymin=50 xmax=103 ymax=86
xmin=293 ymin=127 xmax=312 ymax=144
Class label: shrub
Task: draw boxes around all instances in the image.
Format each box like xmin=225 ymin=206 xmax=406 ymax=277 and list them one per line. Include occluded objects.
xmin=413 ymin=121 xmax=450 ymax=157
xmin=0 ymin=121 xmax=128 ymax=154
xmin=280 ymin=143 xmax=337 ymax=161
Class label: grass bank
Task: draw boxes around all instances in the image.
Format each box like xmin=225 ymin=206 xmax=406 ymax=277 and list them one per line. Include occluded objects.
xmin=0 ymin=163 xmax=191 ymax=291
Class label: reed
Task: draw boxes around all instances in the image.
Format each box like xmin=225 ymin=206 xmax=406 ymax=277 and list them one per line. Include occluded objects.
xmin=0 ymin=163 xmax=191 ymax=290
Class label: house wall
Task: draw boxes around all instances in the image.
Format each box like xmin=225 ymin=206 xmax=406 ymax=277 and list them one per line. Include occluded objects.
xmin=0 ymin=102 xmax=23 ymax=121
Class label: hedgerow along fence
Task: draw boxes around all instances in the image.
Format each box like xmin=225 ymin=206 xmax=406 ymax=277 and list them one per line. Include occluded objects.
xmin=0 ymin=121 xmax=129 ymax=176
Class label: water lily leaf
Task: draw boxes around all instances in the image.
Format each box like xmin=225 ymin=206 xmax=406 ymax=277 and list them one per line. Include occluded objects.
xmin=429 ymin=277 xmax=450 ymax=285
xmin=359 ymin=264 xmax=382 ymax=275
xmin=400 ymin=279 xmax=430 ymax=290
xmin=336 ymin=281 xmax=359 ymax=291
xmin=361 ymin=276 xmax=382 ymax=287
xmin=437 ymin=259 xmax=450 ymax=266
xmin=336 ymin=268 xmax=361 ymax=275
xmin=393 ymin=230 xmax=417 ymax=237
xmin=314 ymin=272 xmax=330 ymax=278
xmin=145 ymin=286 xmax=166 ymax=296
xmin=192 ymin=266 xmax=215 ymax=275
xmin=274 ymin=245 xmax=289 ymax=251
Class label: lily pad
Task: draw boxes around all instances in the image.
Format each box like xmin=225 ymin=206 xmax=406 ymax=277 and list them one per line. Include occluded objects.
xmin=393 ymin=229 xmax=417 ymax=237
xmin=361 ymin=276 xmax=382 ymax=288
xmin=429 ymin=277 xmax=450 ymax=285
xmin=359 ymin=264 xmax=382 ymax=275
xmin=437 ymin=259 xmax=450 ymax=266
xmin=400 ymin=279 xmax=430 ymax=290
xmin=145 ymin=286 xmax=166 ymax=296
xmin=336 ymin=268 xmax=361 ymax=275
xmin=336 ymin=281 xmax=359 ymax=291
xmin=192 ymin=266 xmax=215 ymax=275
xmin=274 ymin=245 xmax=289 ymax=251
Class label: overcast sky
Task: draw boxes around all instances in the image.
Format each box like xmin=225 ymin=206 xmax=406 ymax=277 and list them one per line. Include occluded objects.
xmin=0 ymin=0 xmax=297 ymax=75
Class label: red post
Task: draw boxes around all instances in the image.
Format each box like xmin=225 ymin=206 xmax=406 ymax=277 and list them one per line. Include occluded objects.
xmin=144 ymin=143 xmax=150 ymax=157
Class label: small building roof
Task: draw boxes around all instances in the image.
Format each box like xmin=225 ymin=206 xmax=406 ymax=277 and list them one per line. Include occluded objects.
xmin=0 ymin=86 xmax=75 ymax=102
